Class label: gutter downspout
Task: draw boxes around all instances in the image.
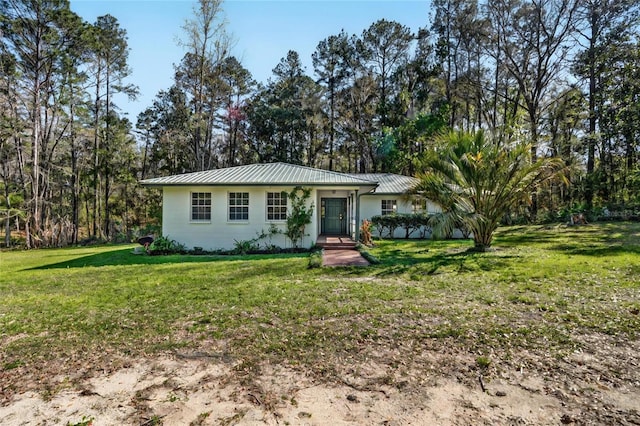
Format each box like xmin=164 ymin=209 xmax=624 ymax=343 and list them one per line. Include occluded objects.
xmin=355 ymin=185 xmax=377 ymax=242
xmin=354 ymin=189 xmax=360 ymax=242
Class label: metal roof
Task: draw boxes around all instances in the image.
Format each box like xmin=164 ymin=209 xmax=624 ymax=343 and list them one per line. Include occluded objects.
xmin=140 ymin=162 xmax=379 ymax=187
xmin=348 ymin=173 xmax=420 ymax=194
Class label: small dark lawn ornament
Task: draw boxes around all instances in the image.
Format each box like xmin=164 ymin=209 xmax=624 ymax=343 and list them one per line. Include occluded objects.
xmin=137 ymin=235 xmax=154 ymax=252
xmin=569 ymin=213 xmax=588 ymax=226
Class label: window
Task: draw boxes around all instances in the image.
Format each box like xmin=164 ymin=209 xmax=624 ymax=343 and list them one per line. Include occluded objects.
xmin=381 ymin=199 xmax=397 ymax=215
xmin=191 ymin=192 xmax=211 ymax=221
xmin=229 ymin=192 xmax=249 ymax=221
xmin=412 ymin=198 xmax=427 ymax=213
xmin=266 ymin=192 xmax=288 ymax=221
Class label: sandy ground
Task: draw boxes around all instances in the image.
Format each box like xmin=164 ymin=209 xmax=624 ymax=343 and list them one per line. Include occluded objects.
xmin=0 ymin=356 xmax=564 ymax=425
xmin=1 ymin=338 xmax=639 ymax=426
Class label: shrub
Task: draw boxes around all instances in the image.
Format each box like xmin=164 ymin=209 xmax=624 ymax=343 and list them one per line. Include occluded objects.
xmin=371 ymin=214 xmax=401 ymax=238
xmin=371 ymin=213 xmax=431 ymax=239
xmin=232 ymin=226 xmax=283 ymax=254
xmin=286 ymin=186 xmax=314 ymax=248
xmin=359 ymin=219 xmax=373 ymax=246
xmin=357 ymin=245 xmax=380 ymax=264
xmin=148 ymin=236 xmax=186 ymax=255
xmin=232 ymin=238 xmax=260 ymax=255
xmin=79 ymin=235 xmax=107 ymax=246
xmin=401 ymin=213 xmax=428 ymax=238
xmin=307 ymin=249 xmax=323 ymax=269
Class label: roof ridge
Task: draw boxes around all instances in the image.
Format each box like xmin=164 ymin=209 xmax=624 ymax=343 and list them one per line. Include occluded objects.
xmin=346 ymin=172 xmax=416 ymax=177
xmin=271 ymin=162 xmax=379 ymax=184
xmin=140 ymin=162 xmax=380 ymax=186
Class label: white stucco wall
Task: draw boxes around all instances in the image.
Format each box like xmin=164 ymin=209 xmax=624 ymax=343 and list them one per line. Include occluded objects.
xmin=162 ymin=186 xmax=317 ymax=251
xmin=160 ymin=185 xmax=465 ymax=249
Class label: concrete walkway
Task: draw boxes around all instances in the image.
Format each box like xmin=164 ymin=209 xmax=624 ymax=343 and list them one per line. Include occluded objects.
xmin=322 ymin=249 xmax=370 ymax=267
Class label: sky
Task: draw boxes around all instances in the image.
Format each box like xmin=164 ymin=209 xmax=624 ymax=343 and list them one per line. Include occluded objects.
xmin=69 ymin=0 xmax=432 ymax=123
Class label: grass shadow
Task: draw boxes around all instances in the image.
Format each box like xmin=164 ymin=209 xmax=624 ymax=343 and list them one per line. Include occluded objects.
xmin=495 ymin=225 xmax=569 ymax=246
xmin=496 ymin=222 xmax=640 ymax=256
xmin=371 ymin=245 xmax=521 ymax=277
xmin=550 ymin=243 xmax=640 ymax=256
xmin=29 ymin=247 xmax=310 ymax=270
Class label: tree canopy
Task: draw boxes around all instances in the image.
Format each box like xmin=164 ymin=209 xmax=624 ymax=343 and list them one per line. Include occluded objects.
xmin=412 ymin=131 xmax=566 ymax=250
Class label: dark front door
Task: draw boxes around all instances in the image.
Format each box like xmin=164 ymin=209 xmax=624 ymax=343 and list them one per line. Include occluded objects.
xmin=322 ymin=198 xmax=347 ymax=235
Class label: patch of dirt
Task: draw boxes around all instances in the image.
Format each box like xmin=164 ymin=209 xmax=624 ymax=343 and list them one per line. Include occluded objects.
xmin=1 ymin=334 xmax=639 ymax=425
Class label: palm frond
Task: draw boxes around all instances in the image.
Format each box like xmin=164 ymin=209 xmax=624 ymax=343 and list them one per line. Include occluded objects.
xmin=412 ymin=130 xmax=566 ymax=249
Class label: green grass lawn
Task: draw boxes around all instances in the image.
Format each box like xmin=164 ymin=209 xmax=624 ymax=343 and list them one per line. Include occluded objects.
xmin=1 ymin=223 xmax=639 ymax=385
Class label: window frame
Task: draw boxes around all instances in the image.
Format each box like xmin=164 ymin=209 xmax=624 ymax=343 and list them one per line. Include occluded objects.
xmin=266 ymin=191 xmax=288 ymax=222
xmin=381 ymin=199 xmax=397 ymax=216
xmin=190 ymin=192 xmax=212 ymax=222
xmin=412 ymin=198 xmax=427 ymax=213
xmin=228 ymin=191 xmax=250 ymax=221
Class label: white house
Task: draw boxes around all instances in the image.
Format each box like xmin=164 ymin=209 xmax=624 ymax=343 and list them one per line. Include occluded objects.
xmin=140 ymin=162 xmax=438 ymax=250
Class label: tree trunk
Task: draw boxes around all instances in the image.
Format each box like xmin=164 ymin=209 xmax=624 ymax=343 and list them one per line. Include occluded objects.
xmin=93 ymin=63 xmax=101 ymax=238
xmin=104 ymin=60 xmax=111 ymax=239
xmin=65 ymin=75 xmax=79 ymax=245
xmin=2 ymin=162 xmax=11 ymax=247
xmin=529 ymin=114 xmax=539 ymax=221
xmin=585 ymin=9 xmax=598 ymax=210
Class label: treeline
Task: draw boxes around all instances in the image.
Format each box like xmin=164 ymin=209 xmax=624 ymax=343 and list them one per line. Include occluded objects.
xmin=2 ymin=0 xmax=640 ymax=248
xmin=1 ymin=0 xmax=140 ymax=247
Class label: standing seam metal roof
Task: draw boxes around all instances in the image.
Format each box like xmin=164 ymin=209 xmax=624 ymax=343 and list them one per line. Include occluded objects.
xmin=347 ymin=173 xmax=420 ymax=194
xmin=140 ymin=162 xmax=379 ymax=187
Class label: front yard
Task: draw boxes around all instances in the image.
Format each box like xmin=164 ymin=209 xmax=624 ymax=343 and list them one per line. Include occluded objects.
xmin=1 ymin=223 xmax=639 ymax=424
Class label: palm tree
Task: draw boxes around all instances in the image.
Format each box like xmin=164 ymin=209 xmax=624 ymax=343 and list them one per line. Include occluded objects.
xmin=411 ymin=131 xmax=566 ymax=251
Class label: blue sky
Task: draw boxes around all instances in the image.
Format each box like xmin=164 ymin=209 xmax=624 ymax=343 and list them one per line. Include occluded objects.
xmin=70 ymin=0 xmax=432 ymax=122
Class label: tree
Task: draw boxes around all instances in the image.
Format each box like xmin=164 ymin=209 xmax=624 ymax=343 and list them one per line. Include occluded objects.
xmin=86 ymin=14 xmax=136 ymax=238
xmin=486 ymin=0 xmax=579 ymax=218
xmin=545 ymin=86 xmax=584 ymax=207
xmin=338 ymin=34 xmax=378 ymax=173
xmin=58 ymin=19 xmax=92 ymax=244
xmin=245 ymin=51 xmax=322 ymax=165
xmin=432 ymin=0 xmax=487 ymax=129
xmin=595 ymin=39 xmax=640 ymax=204
xmin=0 ymin=49 xmax=22 ymax=247
xmin=218 ymin=56 xmax=254 ymax=167
xmin=313 ymin=30 xmax=351 ymax=170
xmin=138 ymin=86 xmax=192 ymax=176
xmin=380 ymin=110 xmax=448 ymax=175
xmin=399 ymin=26 xmax=438 ymax=119
xmin=573 ymin=0 xmax=640 ymax=208
xmin=359 ymin=19 xmax=413 ymax=130
xmin=412 ymin=131 xmax=565 ymax=250
xmin=176 ymin=0 xmax=231 ymax=172
xmin=0 ymin=0 xmax=87 ymax=246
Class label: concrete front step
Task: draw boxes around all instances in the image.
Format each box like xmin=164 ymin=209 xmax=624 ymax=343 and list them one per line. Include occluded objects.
xmin=321 ymin=244 xmax=358 ymax=250
xmin=317 ymin=235 xmax=358 ymax=250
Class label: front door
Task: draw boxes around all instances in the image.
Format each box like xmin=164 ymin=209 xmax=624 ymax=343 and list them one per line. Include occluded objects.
xmin=322 ymin=198 xmax=347 ymax=235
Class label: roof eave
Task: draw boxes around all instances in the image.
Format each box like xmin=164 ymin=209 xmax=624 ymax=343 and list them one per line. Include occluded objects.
xmin=365 ymin=191 xmax=411 ymax=196
xmin=139 ymin=181 xmax=378 ymax=188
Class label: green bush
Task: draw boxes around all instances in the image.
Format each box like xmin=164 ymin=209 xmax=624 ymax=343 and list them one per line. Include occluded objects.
xmin=371 ymin=214 xmax=400 ymax=238
xmin=307 ymin=249 xmax=323 ymax=269
xmin=371 ymin=213 xmax=431 ymax=239
xmin=232 ymin=239 xmax=260 ymax=255
xmin=148 ymin=236 xmax=186 ymax=255
xmin=357 ymin=245 xmax=380 ymax=264
xmin=286 ymin=187 xmax=314 ymax=248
